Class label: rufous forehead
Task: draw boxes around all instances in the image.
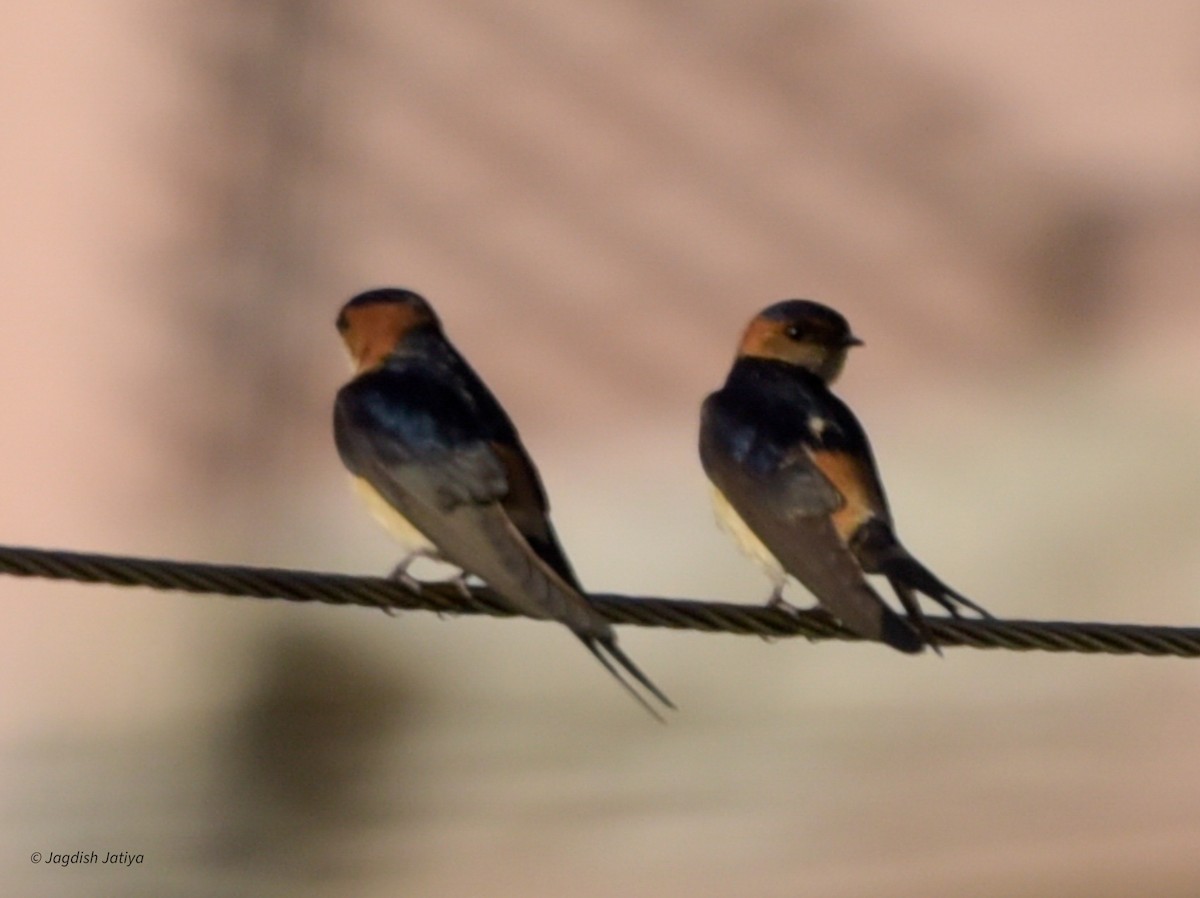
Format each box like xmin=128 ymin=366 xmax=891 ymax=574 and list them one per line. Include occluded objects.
xmin=738 ymin=315 xmax=791 ymax=355
xmin=339 ymin=301 xmax=432 ymax=339
xmin=338 ymin=300 xmax=438 ymax=373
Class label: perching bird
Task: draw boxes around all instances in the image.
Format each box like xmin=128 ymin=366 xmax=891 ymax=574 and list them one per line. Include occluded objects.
xmin=333 ymin=287 xmax=672 ymax=716
xmin=699 ymin=299 xmax=990 ymax=652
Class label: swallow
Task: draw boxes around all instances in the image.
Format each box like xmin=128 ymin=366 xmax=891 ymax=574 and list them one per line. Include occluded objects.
xmin=699 ymin=299 xmax=990 ymax=653
xmin=333 ymin=287 xmax=673 ymax=717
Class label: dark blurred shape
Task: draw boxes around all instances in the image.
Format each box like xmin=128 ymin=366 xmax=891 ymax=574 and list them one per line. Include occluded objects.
xmin=155 ymin=0 xmax=339 ymax=504
xmin=1010 ymin=196 xmax=1116 ymax=342
xmin=206 ymin=630 xmax=420 ymax=884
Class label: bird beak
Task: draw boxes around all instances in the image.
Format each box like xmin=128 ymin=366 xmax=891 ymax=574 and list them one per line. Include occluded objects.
xmin=844 ymin=335 xmax=864 ymax=348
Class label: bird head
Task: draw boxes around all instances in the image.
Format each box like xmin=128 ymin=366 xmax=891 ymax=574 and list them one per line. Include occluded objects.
xmin=737 ymin=299 xmax=863 ymax=383
xmin=336 ymin=288 xmax=441 ymax=373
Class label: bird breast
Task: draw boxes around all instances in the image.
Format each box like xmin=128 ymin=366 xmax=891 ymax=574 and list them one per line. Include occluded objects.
xmin=350 ymin=476 xmax=437 ymax=554
xmin=709 ymin=485 xmax=786 ymax=587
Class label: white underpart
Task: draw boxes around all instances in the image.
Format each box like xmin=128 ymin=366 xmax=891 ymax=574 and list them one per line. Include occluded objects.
xmin=710 ymin=485 xmax=787 ymax=590
xmin=351 ymin=476 xmax=437 ymax=555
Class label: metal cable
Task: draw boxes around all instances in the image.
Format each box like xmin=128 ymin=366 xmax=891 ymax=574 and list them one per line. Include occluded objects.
xmin=2 ymin=543 xmax=1198 ymax=656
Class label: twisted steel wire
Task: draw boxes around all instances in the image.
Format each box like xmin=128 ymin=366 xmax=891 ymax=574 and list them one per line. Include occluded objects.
xmin=2 ymin=543 xmax=1198 ymax=656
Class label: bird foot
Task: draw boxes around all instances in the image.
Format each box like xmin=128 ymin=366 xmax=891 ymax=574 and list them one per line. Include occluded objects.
xmin=447 ymin=572 xmax=474 ymax=601
xmin=764 ymin=588 xmax=803 ymax=617
xmin=388 ymin=559 xmax=425 ymax=595
xmin=926 ymin=589 xmax=993 ymax=622
xmin=428 ymin=572 xmax=474 ymax=618
xmin=763 ymin=588 xmax=821 ymax=643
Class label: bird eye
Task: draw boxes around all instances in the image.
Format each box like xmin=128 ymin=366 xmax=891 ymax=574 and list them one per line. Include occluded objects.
xmin=784 ymin=324 xmax=803 ymax=340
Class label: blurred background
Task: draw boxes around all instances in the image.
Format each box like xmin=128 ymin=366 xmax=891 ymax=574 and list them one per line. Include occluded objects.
xmin=3 ymin=1 xmax=1200 ymax=895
